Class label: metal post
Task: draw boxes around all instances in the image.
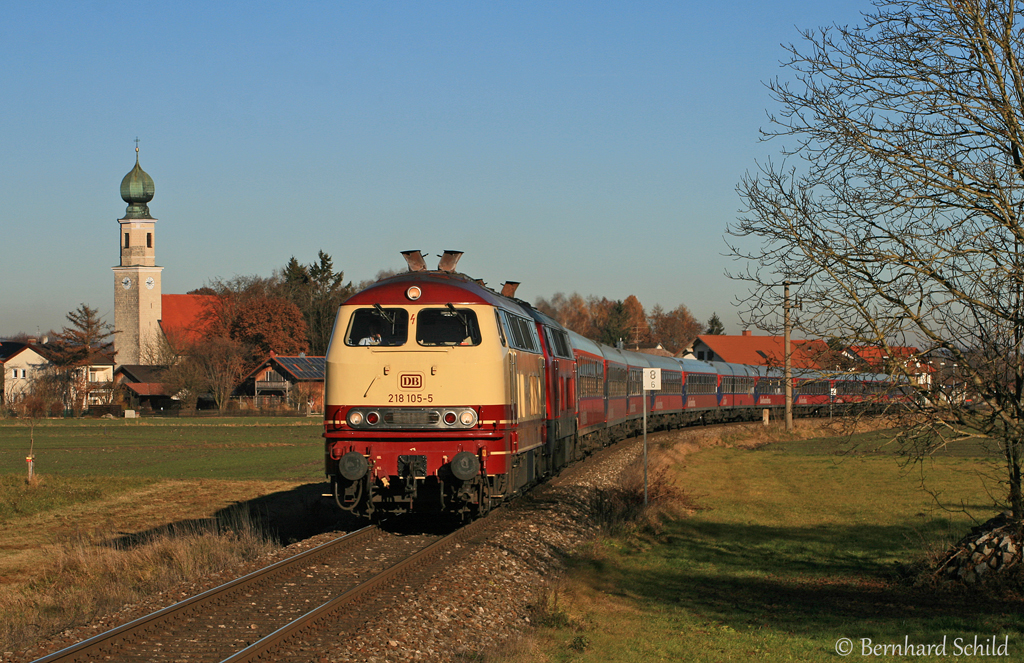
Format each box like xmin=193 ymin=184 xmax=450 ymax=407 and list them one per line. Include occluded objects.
xmin=643 ymin=386 xmax=648 ymax=507
xmin=784 ymin=281 xmax=793 ymax=432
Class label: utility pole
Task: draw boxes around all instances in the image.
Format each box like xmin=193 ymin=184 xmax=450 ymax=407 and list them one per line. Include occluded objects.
xmin=784 ymin=281 xmax=793 ymax=431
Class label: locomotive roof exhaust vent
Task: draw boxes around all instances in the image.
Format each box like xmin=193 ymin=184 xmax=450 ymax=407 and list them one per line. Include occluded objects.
xmin=438 ymin=250 xmax=464 ymax=273
xmin=501 ymin=281 xmax=520 ymax=298
xmin=401 ymin=250 xmax=427 ymax=272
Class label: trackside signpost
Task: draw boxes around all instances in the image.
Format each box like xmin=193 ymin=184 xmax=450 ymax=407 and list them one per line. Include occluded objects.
xmin=643 ymin=368 xmax=661 ymax=506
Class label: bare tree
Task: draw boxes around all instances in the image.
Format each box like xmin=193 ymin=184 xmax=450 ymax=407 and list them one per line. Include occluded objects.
xmin=193 ymin=337 xmax=252 ymax=413
xmin=728 ymin=0 xmax=1024 ymax=517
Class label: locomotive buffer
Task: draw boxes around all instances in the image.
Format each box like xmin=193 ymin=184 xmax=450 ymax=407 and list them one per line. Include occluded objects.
xmin=643 ymin=368 xmax=661 ymax=507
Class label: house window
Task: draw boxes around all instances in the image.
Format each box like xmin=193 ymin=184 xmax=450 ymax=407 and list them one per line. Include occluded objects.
xmin=260 ymin=370 xmax=285 ymax=383
xmin=124 ymin=233 xmax=130 ymax=248
xmin=147 ymin=233 xmax=152 ymax=248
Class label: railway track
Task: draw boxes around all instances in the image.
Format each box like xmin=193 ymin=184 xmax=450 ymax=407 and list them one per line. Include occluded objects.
xmin=30 ymin=516 xmax=490 ymax=663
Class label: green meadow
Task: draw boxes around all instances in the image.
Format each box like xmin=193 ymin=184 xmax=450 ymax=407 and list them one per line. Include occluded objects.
xmin=0 ymin=417 xmax=325 ymax=520
xmin=0 ymin=417 xmax=323 ymax=478
xmin=528 ymin=429 xmax=1024 ymax=662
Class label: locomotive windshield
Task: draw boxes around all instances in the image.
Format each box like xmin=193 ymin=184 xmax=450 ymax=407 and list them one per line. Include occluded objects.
xmin=344 ymin=308 xmax=409 ymax=346
xmin=416 ymin=308 xmax=482 ymax=346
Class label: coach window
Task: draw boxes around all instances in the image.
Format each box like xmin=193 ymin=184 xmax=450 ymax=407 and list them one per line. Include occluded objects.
xmin=417 ymin=308 xmax=482 ymax=346
xmin=344 ymin=308 xmax=409 ymax=346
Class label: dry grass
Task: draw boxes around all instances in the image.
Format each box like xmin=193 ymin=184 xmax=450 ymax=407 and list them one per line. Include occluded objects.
xmin=584 ymin=417 xmax=883 ymax=535
xmin=0 ymin=507 xmax=277 ymax=652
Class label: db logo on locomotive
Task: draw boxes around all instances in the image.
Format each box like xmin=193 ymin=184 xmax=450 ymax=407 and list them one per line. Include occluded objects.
xmin=399 ymin=374 xmax=423 ymax=389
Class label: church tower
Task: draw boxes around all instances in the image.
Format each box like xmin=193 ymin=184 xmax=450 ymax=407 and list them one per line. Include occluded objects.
xmin=113 ymin=146 xmax=164 ymax=365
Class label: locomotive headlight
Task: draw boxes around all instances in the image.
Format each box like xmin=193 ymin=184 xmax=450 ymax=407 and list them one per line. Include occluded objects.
xmin=459 ymin=410 xmax=477 ymax=426
xmin=347 ymin=411 xmax=364 ymax=426
xmin=406 ymin=286 xmax=422 ymax=301
xmin=366 ymin=411 xmax=380 ymax=425
xmin=442 ymin=411 xmax=458 ymax=425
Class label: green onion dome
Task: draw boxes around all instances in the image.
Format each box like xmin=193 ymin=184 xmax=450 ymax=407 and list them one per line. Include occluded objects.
xmin=120 ymin=148 xmax=155 ymax=219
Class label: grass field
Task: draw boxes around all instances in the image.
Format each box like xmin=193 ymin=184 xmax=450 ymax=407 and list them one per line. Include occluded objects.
xmin=523 ymin=426 xmax=1024 ymax=662
xmin=0 ymin=417 xmax=324 ymax=482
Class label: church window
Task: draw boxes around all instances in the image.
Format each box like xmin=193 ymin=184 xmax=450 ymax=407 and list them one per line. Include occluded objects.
xmin=147 ymin=233 xmax=152 ymax=248
xmin=124 ymin=233 xmax=130 ymax=248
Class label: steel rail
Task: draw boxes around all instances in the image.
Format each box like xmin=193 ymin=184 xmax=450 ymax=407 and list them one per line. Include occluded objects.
xmin=218 ymin=514 xmax=491 ymax=663
xmin=30 ymin=525 xmax=382 ymax=663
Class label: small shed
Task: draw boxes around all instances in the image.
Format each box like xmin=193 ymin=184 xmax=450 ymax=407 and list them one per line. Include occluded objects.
xmin=245 ymin=353 xmax=326 ymax=413
xmin=114 ymin=364 xmax=174 ymax=411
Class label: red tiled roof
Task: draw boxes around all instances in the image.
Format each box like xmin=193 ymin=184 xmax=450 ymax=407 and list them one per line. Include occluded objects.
xmin=850 ymin=345 xmax=918 ymax=364
xmin=160 ymin=294 xmax=219 ymax=345
xmin=123 ymin=382 xmax=166 ymax=396
xmin=848 ymin=345 xmax=931 ymax=373
xmin=697 ymin=334 xmax=824 ymax=369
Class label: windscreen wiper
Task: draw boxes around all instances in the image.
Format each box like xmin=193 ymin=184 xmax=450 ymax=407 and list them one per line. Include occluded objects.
xmin=373 ymin=303 xmax=395 ymax=325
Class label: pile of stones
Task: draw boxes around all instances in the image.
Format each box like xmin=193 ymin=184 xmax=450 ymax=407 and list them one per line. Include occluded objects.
xmin=935 ymin=512 xmax=1022 ymax=584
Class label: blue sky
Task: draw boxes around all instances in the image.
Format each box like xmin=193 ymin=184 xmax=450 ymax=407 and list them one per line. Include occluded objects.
xmin=0 ymin=1 xmax=868 ymax=338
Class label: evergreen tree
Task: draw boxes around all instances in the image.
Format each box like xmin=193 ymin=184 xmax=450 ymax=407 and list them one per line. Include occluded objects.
xmin=598 ymin=301 xmax=630 ymax=347
xmin=705 ymin=312 xmax=725 ymax=335
xmin=50 ymin=304 xmax=114 ymax=367
xmin=278 ymin=251 xmax=354 ymax=355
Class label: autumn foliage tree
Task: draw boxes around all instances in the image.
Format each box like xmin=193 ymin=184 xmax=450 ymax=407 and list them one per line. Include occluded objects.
xmin=229 ymin=297 xmax=309 ymax=356
xmin=622 ymin=295 xmax=650 ymax=348
xmin=536 ymin=292 xmax=701 ymax=353
xmin=649 ymin=304 xmax=702 ymax=354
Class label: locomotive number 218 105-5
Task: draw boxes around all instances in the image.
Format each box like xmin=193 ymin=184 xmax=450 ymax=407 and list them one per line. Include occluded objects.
xmin=388 ymin=393 xmax=434 ymax=404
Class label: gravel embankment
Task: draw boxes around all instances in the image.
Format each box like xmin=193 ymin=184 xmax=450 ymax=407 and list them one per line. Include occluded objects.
xmin=326 ymin=439 xmax=642 ymax=663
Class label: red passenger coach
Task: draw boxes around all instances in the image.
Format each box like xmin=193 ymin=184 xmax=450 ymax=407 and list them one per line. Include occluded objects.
xmin=681 ymin=358 xmax=719 ymax=413
xmin=525 ymin=307 xmax=578 ymax=469
xmin=568 ymin=331 xmax=608 ymax=450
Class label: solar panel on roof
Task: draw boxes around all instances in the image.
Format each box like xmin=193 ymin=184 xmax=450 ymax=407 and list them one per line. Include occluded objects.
xmin=276 ymin=356 xmax=326 ymax=380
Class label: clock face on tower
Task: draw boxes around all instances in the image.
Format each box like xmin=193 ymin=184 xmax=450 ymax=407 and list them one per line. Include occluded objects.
xmin=121 ymin=276 xmax=132 ymax=290
xmin=145 ymin=277 xmax=155 ymax=290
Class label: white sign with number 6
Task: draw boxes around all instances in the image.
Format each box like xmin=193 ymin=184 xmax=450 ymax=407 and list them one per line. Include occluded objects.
xmin=644 ymin=368 xmax=662 ymax=391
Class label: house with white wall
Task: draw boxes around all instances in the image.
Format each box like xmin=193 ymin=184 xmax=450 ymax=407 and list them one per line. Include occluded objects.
xmin=0 ymin=341 xmax=52 ymax=406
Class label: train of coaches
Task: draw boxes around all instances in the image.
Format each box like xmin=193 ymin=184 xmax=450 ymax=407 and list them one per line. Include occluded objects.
xmin=322 ymin=253 xmax=904 ymax=518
